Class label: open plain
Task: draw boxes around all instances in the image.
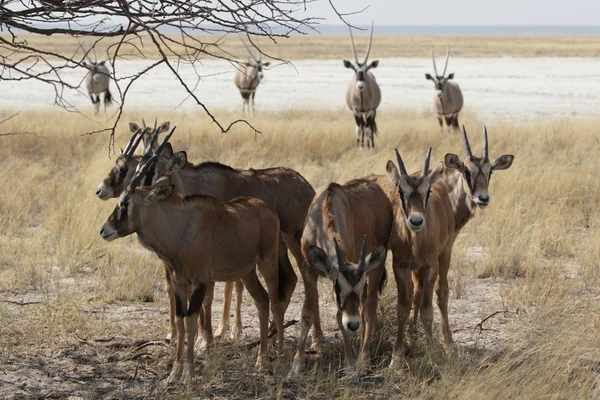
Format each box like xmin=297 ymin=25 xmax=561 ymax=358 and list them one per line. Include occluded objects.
xmin=0 ymin=34 xmax=599 ymax=399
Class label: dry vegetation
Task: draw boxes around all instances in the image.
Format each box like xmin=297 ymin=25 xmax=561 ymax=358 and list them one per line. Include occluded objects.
xmin=4 ymin=33 xmax=600 ymax=61
xmin=0 ymin=107 xmax=599 ymax=399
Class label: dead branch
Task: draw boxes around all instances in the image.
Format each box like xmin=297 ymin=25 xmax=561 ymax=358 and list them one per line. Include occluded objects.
xmin=475 ymin=309 xmax=519 ymax=333
xmin=245 ymin=319 xmax=298 ymax=349
xmin=0 ymin=110 xmax=20 ymax=124
xmin=3 ymin=300 xmax=42 ymax=306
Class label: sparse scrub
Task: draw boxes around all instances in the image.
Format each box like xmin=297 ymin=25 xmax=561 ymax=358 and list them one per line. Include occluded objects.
xmin=0 ymin=107 xmax=598 ymax=398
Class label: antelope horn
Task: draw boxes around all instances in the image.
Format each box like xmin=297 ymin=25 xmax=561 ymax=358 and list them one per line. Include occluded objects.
xmin=142 ymin=118 xmax=147 ymax=130
xmin=145 ymin=126 xmax=160 ymax=156
xmin=256 ymin=39 xmax=262 ymax=62
xmin=348 ymin=26 xmax=360 ymax=65
xmin=483 ymin=126 xmax=489 ymax=159
xmin=128 ymin=155 xmax=158 ymax=191
xmin=242 ymin=40 xmax=258 ymax=63
xmin=358 ymin=235 xmax=368 ymax=272
xmin=125 ymin=128 xmax=144 ymax=156
xmin=363 ymin=20 xmax=374 ymax=64
xmin=462 ymin=125 xmax=473 ymax=158
xmin=442 ymin=46 xmax=450 ymax=77
xmin=394 ymin=148 xmax=409 ymax=176
xmin=333 ymin=237 xmax=346 ymax=273
xmin=153 ymin=117 xmax=157 ymax=132
xmin=92 ymin=47 xmax=97 ymax=63
xmin=431 ymin=46 xmax=439 ymax=77
xmin=154 ymin=126 xmax=177 ymax=157
xmin=422 ymin=147 xmax=432 ymax=177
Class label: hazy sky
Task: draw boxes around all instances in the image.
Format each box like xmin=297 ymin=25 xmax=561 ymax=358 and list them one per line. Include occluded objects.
xmin=309 ymin=0 xmax=600 ymax=26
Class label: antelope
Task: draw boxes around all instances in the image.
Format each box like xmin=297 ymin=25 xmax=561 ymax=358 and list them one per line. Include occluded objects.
xmin=425 ymin=46 xmax=463 ymax=134
xmin=289 ymin=179 xmax=392 ymax=376
xmin=234 ymin=41 xmax=270 ymax=114
xmin=344 ymin=21 xmax=381 ymax=149
xmin=373 ymin=147 xmax=456 ymax=369
xmin=99 ymin=139 xmax=287 ymax=384
xmin=81 ymin=45 xmax=112 ymax=114
xmin=99 ymin=127 xmax=315 ymax=344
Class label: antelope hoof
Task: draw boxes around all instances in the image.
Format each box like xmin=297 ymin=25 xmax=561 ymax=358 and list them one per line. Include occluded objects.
xmin=287 ymin=361 xmax=304 ymax=378
xmin=255 ymin=356 xmax=265 ymax=371
xmin=388 ymin=354 xmax=405 ymax=371
xmin=167 ymin=362 xmax=183 ymax=384
xmin=214 ymin=324 xmax=229 ymax=339
xmin=182 ymin=363 xmax=194 ymax=385
xmin=166 ymin=330 xmax=174 ymax=341
xmin=309 ymin=335 xmax=324 ymax=354
xmin=194 ymin=337 xmax=209 ymax=354
xmin=230 ymin=325 xmax=242 ymax=341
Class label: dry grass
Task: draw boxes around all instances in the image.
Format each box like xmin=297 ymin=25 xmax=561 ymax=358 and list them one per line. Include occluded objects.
xmin=4 ymin=33 xmax=600 ymax=62
xmin=0 ymin=107 xmax=598 ymax=399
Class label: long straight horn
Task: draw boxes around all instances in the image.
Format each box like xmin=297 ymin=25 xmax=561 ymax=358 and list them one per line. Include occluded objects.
xmin=142 ymin=118 xmax=147 ymax=131
xmin=145 ymin=127 xmax=160 ymax=155
xmin=242 ymin=40 xmax=258 ymax=63
xmin=128 ymin=155 xmax=158 ymax=191
xmin=256 ymin=39 xmax=262 ymax=62
xmin=154 ymin=126 xmax=177 ymax=156
xmin=363 ymin=20 xmax=374 ymax=64
xmin=462 ymin=125 xmax=473 ymax=158
xmin=394 ymin=148 xmax=409 ymax=176
xmin=431 ymin=46 xmax=439 ymax=77
xmin=125 ymin=129 xmax=144 ymax=156
xmin=358 ymin=235 xmax=368 ymax=272
xmin=123 ymin=129 xmax=140 ymax=155
xmin=333 ymin=237 xmax=346 ymax=272
xmin=442 ymin=46 xmax=450 ymax=77
xmin=483 ymin=126 xmax=489 ymax=159
xmin=92 ymin=47 xmax=97 ymax=63
xmin=348 ymin=26 xmax=360 ymax=65
xmin=422 ymin=147 xmax=432 ymax=176
xmin=153 ymin=117 xmax=157 ymax=132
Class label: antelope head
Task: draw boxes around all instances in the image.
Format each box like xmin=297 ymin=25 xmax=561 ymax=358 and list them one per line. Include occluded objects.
xmin=132 ymin=122 xmax=177 ymax=187
xmin=343 ymin=21 xmax=379 ymax=91
xmin=100 ymin=135 xmax=176 ymax=241
xmin=387 ymin=147 xmax=442 ymax=232
xmin=129 ymin=118 xmax=171 ymax=154
xmin=444 ymin=126 xmax=514 ymax=208
xmin=308 ymin=235 xmax=386 ymax=333
xmin=80 ymin=44 xmax=109 ymax=76
xmin=242 ymin=40 xmax=270 ymax=80
xmin=425 ymin=46 xmax=454 ymax=99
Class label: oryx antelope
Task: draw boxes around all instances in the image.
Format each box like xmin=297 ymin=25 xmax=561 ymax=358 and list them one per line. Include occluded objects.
xmin=289 ymin=179 xmax=392 ymax=376
xmin=100 ymin=140 xmax=287 ymax=384
xmin=234 ymin=41 xmax=270 ymax=114
xmin=344 ymin=21 xmax=381 ymax=149
xmin=81 ymin=45 xmax=112 ymax=114
xmin=374 ymin=148 xmax=456 ymax=369
xmin=425 ymin=47 xmax=463 ymax=133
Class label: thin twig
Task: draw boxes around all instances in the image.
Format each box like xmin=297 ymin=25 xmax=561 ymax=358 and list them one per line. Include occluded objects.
xmin=245 ymin=319 xmax=298 ymax=349
xmin=475 ymin=309 xmax=519 ymax=333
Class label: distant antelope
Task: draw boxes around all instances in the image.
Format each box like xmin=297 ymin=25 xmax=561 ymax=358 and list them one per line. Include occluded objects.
xmin=373 ymin=148 xmax=457 ymax=369
xmin=344 ymin=21 xmax=381 ymax=149
xmin=81 ymin=45 xmax=112 ymax=114
xmin=100 ymin=137 xmax=287 ymax=384
xmin=98 ymin=126 xmax=315 ymax=343
xmin=234 ymin=41 xmax=270 ymax=114
xmin=425 ymin=46 xmax=463 ymax=133
xmin=289 ymin=179 xmax=392 ymax=376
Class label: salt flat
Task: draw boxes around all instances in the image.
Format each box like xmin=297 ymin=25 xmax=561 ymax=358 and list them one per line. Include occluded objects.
xmin=2 ymin=57 xmax=600 ymax=121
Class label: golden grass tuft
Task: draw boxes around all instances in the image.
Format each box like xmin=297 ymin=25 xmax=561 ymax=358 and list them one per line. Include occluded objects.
xmin=0 ymin=107 xmax=598 ymax=398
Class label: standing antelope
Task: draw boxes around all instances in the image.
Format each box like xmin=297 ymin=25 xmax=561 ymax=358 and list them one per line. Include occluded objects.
xmin=373 ymin=148 xmax=456 ymax=369
xmin=100 ymin=138 xmax=287 ymax=385
xmin=97 ymin=126 xmax=315 ymax=343
xmin=425 ymin=47 xmax=463 ymax=134
xmin=344 ymin=21 xmax=381 ymax=149
xmin=289 ymin=179 xmax=392 ymax=376
xmin=234 ymin=41 xmax=270 ymax=114
xmin=81 ymin=45 xmax=112 ymax=114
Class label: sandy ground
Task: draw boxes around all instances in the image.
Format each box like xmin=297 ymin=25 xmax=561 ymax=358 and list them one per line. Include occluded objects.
xmin=2 ymin=58 xmax=600 ymax=121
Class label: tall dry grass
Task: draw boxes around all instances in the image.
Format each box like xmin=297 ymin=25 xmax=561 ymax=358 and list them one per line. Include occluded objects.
xmin=0 ymin=107 xmax=598 ymax=398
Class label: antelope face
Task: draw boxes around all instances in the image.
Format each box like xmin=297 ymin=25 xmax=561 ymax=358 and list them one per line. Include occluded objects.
xmin=444 ymin=154 xmax=514 ymax=208
xmin=425 ymin=73 xmax=455 ymax=98
xmin=344 ymin=60 xmax=379 ymax=91
xmin=247 ymin=60 xmax=270 ymax=81
xmin=96 ymin=154 xmax=139 ymax=200
xmin=83 ymin=60 xmax=109 ymax=80
xmin=308 ymin=238 xmax=386 ymax=333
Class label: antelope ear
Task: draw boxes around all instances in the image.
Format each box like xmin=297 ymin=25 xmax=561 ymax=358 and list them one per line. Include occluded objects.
xmin=427 ymin=164 xmax=443 ymax=185
xmin=158 ymin=121 xmax=171 ymax=133
xmin=158 ymin=143 xmax=174 ymax=165
xmin=98 ymin=60 xmax=106 ymax=66
xmin=491 ymin=155 xmax=514 ymax=171
xmin=141 ymin=127 xmax=154 ymax=150
xmin=262 ymin=61 xmax=271 ymax=67
xmin=425 ymin=73 xmax=433 ymax=80
xmin=386 ymin=160 xmax=401 ymax=187
xmin=166 ymin=151 xmax=187 ymax=173
xmin=363 ymin=246 xmax=386 ymax=274
xmin=144 ymin=185 xmax=174 ymax=203
xmin=129 ymin=122 xmax=140 ymax=133
xmin=444 ymin=153 xmax=463 ymax=170
xmin=82 ymin=61 xmax=89 ymax=69
xmin=447 ymin=73 xmax=455 ymax=79
xmin=369 ymin=60 xmax=379 ymax=69
xmin=343 ymin=60 xmax=355 ymax=70
xmin=308 ymin=246 xmax=338 ymax=280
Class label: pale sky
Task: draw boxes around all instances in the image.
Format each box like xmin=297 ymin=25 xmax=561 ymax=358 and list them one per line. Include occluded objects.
xmin=308 ymin=0 xmax=600 ymax=26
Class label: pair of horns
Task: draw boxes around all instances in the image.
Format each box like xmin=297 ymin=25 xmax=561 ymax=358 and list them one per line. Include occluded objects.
xmin=127 ymin=125 xmax=177 ymax=191
xmin=242 ymin=40 xmax=262 ymax=63
xmin=394 ymin=147 xmax=432 ymax=177
xmin=122 ymin=128 xmax=145 ymax=157
xmin=78 ymin=39 xmax=97 ymax=65
xmin=462 ymin=125 xmax=489 ymax=159
xmin=333 ymin=235 xmax=368 ymax=273
xmin=432 ymin=46 xmax=450 ymax=77
xmin=348 ymin=20 xmax=374 ymax=66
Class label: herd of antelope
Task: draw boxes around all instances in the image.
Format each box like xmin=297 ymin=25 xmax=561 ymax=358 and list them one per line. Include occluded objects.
xmin=96 ymin=115 xmax=514 ymax=383
xmin=84 ymin=22 xmax=463 ymax=147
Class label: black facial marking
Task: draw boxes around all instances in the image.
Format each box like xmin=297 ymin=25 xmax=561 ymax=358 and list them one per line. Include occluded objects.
xmin=464 ymin=169 xmax=474 ymax=193
xmin=117 ymin=164 xmax=128 ymax=184
xmin=425 ymin=188 xmax=431 ymax=208
xmin=334 ymin=280 xmax=342 ymax=310
xmin=357 ymin=70 xmax=365 ymax=82
xmin=398 ymin=188 xmax=408 ymax=217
